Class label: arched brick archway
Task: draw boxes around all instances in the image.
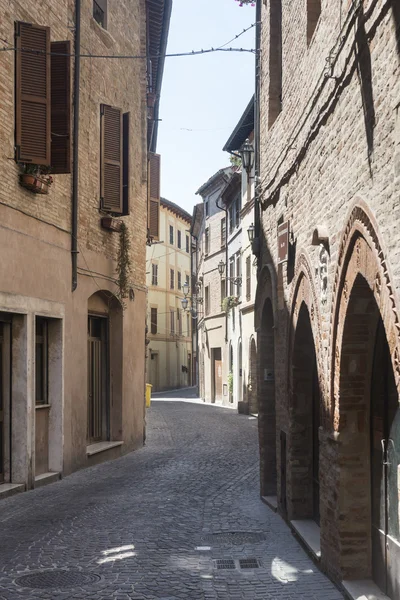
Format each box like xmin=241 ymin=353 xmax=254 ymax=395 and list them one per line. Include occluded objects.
xmin=328 ymin=203 xmax=400 ymax=594
xmin=255 ymin=265 xmax=277 ymax=497
xmin=288 ymin=257 xmax=324 ymax=521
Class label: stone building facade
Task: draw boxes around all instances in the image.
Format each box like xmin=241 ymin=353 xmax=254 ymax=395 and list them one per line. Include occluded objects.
xmin=146 ymin=198 xmax=192 ymax=392
xmin=256 ymin=0 xmax=400 ymax=597
xmin=0 ymin=0 xmax=170 ymax=497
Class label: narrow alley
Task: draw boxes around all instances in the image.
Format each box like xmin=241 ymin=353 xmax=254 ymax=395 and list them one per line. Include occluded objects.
xmin=0 ymin=396 xmax=342 ymax=600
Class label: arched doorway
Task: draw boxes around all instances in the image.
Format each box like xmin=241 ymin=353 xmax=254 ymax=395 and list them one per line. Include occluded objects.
xmin=249 ymin=337 xmax=258 ymax=414
xmin=229 ymin=343 xmax=234 ymax=403
xmin=258 ymin=298 xmax=276 ymax=497
xmin=338 ymin=274 xmax=400 ymax=597
xmin=290 ymin=302 xmax=320 ymax=523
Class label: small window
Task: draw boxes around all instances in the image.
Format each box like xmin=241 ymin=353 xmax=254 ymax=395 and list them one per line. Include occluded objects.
xmin=205 ymin=286 xmax=210 ymax=316
xmin=186 ymin=235 xmax=190 ymax=253
xmin=187 ymin=313 xmax=190 ymax=337
xmin=170 ymin=309 xmax=175 ymax=335
xmin=177 ymin=230 xmax=182 ymax=249
xmin=178 ymin=271 xmax=182 ymax=290
xmin=229 ymin=205 xmax=235 ymax=233
xmin=246 ymin=255 xmax=251 ymax=301
xmin=307 ymin=0 xmax=321 ymax=45
xmin=221 ymin=217 xmax=226 ymax=247
xmin=151 ymin=308 xmax=157 ymax=334
xmin=169 ymin=225 xmax=174 ymax=245
xmin=151 ymin=263 xmax=158 ymax=286
xmin=235 ymin=196 xmax=241 ymax=227
xmin=205 ymin=228 xmax=210 ymax=255
xmin=170 ymin=269 xmax=175 ymax=290
xmin=35 ymin=318 xmax=49 ymax=406
xmin=205 ymin=199 xmax=209 ymax=218
xmin=236 ymin=253 xmax=241 ymax=294
xmin=185 ymin=274 xmax=190 ymax=288
xmin=93 ymin=0 xmax=107 ymax=29
xmin=221 ymin=278 xmax=226 ymax=305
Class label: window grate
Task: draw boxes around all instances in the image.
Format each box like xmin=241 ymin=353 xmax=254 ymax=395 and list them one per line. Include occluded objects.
xmin=214 ymin=559 xmax=236 ymax=570
xmin=239 ymin=558 xmax=260 ymax=569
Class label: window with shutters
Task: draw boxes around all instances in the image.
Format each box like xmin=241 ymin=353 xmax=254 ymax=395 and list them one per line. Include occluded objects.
xmin=170 ymin=269 xmax=175 ymax=290
xmin=151 ymin=308 xmax=157 ymax=334
xmin=100 ymin=104 xmax=123 ymax=214
xmin=177 ymin=230 xmax=182 ymax=249
xmin=178 ymin=271 xmax=182 ymax=290
xmin=177 ymin=308 xmax=182 ymax=335
xmin=186 ymin=313 xmax=190 ymax=337
xmin=148 ymin=153 xmax=161 ymax=240
xmin=205 ymin=286 xmax=210 ymax=316
xmin=205 ymin=228 xmax=210 ymax=256
xmin=185 ymin=274 xmax=190 ymax=288
xmin=229 ymin=205 xmax=235 ymax=233
xmin=221 ymin=278 xmax=226 ymax=305
xmin=93 ymin=0 xmax=107 ymax=29
xmin=236 ymin=253 xmax=241 ymax=294
xmin=221 ymin=217 xmax=226 ymax=247
xmin=229 ymin=258 xmax=235 ymax=296
xmin=307 ymin=0 xmax=321 ymax=45
xmin=170 ymin=309 xmax=175 ymax=335
xmin=15 ymin=24 xmax=72 ymax=174
xmin=235 ymin=195 xmax=241 ymax=226
xmin=15 ymin=22 xmax=51 ymax=166
xmin=169 ymin=225 xmax=174 ymax=245
xmin=205 ymin=199 xmax=209 ymax=218
xmin=246 ymin=255 xmax=251 ymax=301
xmin=186 ymin=235 xmax=190 ymax=253
xmin=151 ymin=263 xmax=158 ymax=286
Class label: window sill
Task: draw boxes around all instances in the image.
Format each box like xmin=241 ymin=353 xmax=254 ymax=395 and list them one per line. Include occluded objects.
xmin=86 ymin=441 xmax=124 ymax=457
xmin=90 ymin=17 xmax=115 ymax=48
xmin=35 ymin=404 xmax=51 ymax=410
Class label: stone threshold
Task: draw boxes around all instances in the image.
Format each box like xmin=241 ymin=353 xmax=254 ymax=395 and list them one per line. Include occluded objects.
xmin=261 ymin=495 xmax=278 ymax=512
xmin=0 ymin=482 xmax=25 ymax=500
xmin=35 ymin=472 xmax=61 ymax=488
xmin=87 ymin=440 xmax=124 ymax=457
xmin=290 ymin=519 xmax=321 ymax=560
xmin=342 ymin=579 xmax=390 ymax=600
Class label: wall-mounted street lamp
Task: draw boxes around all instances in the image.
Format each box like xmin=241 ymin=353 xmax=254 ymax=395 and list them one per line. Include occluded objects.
xmin=240 ymin=138 xmax=255 ymax=175
xmin=217 ymin=260 xmax=242 ymax=287
xmin=180 ymin=283 xmax=198 ymax=319
xmin=182 ymin=282 xmax=190 ymax=297
xmin=247 ymin=223 xmax=255 ymax=243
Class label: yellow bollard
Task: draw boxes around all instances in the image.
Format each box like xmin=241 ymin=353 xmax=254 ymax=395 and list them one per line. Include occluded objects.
xmin=145 ymin=383 xmax=152 ymax=408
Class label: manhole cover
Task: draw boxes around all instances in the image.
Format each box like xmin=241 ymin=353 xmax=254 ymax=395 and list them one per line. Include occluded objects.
xmin=16 ymin=570 xmax=101 ymax=589
xmin=239 ymin=558 xmax=260 ymax=569
xmin=203 ymin=532 xmax=266 ymax=545
xmin=214 ymin=559 xmax=236 ymax=570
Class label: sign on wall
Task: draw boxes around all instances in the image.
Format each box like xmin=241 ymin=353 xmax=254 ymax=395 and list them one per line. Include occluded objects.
xmin=277 ymin=221 xmax=290 ymax=264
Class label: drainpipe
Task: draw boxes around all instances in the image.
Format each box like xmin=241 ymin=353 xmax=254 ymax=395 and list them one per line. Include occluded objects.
xmin=254 ymin=0 xmax=261 ymax=264
xmin=71 ymin=0 xmax=81 ymax=291
xmin=216 ymin=198 xmax=229 ymax=343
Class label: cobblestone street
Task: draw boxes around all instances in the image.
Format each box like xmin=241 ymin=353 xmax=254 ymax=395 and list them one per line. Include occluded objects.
xmin=0 ymin=395 xmax=343 ymax=599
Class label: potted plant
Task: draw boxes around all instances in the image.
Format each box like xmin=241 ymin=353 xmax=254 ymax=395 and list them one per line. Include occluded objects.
xmin=19 ymin=164 xmax=53 ymax=194
xmin=222 ymin=296 xmax=240 ymax=313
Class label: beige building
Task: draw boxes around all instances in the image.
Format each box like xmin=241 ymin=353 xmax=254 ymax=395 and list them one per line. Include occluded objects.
xmin=147 ymin=198 xmax=192 ymax=392
xmin=0 ymin=0 xmax=170 ymax=497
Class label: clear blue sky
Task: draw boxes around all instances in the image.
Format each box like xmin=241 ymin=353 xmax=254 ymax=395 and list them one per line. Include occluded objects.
xmin=157 ymin=0 xmax=256 ymax=214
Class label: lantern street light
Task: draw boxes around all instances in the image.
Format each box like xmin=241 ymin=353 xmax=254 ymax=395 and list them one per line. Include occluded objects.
xmin=218 ymin=260 xmax=225 ymax=276
xmin=182 ymin=282 xmax=189 ymax=297
xmin=240 ymin=138 xmax=255 ymax=174
xmin=217 ymin=260 xmax=242 ymax=287
xmin=181 ymin=297 xmax=189 ymax=310
xmin=247 ymin=223 xmax=255 ymax=242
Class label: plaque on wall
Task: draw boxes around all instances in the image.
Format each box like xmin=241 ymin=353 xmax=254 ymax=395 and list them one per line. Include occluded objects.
xmin=277 ymin=221 xmax=290 ymax=264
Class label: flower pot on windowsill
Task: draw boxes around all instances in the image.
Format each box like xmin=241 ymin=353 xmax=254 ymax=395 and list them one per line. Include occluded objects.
xmin=101 ymin=216 xmax=123 ymax=232
xmin=19 ymin=174 xmax=49 ymax=194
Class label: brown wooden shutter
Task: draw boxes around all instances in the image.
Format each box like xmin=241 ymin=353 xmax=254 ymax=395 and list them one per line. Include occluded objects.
xmin=148 ymin=152 xmax=160 ymax=240
xmin=100 ymin=104 xmax=123 ymax=214
xmin=51 ymin=40 xmax=71 ymax=173
xmin=15 ymin=22 xmax=51 ymax=165
xmin=122 ymin=112 xmax=130 ymax=215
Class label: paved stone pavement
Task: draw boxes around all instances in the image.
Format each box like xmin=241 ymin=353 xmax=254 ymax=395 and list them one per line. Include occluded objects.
xmin=0 ymin=396 xmax=344 ymax=600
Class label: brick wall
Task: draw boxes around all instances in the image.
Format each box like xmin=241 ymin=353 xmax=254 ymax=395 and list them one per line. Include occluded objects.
xmin=258 ymin=0 xmax=400 ymax=585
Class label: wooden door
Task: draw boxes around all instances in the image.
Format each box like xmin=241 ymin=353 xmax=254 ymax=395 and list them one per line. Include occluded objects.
xmin=87 ymin=316 xmax=107 ymax=443
xmin=213 ymin=348 xmax=222 ymax=403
